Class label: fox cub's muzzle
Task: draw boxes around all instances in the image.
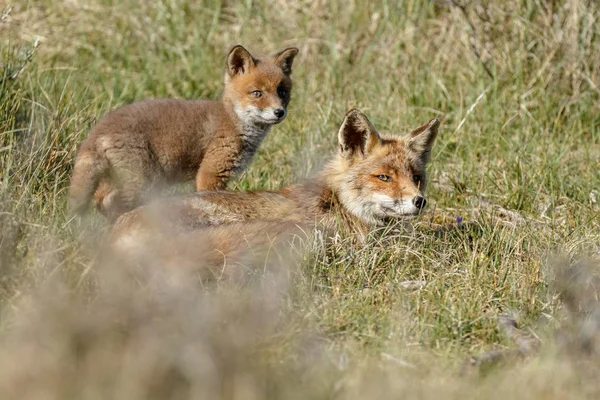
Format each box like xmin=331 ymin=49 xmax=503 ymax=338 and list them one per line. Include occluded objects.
xmin=265 ymin=105 xmax=287 ymax=124
xmin=253 ymin=106 xmax=287 ymax=125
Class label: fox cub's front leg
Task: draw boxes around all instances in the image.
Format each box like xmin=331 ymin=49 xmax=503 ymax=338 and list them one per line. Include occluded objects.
xmin=195 ymin=166 xmax=229 ymax=191
xmin=194 ymin=143 xmax=241 ymax=191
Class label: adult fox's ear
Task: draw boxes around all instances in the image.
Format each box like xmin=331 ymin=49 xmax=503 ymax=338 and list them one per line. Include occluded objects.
xmin=227 ymin=45 xmax=256 ymax=76
xmin=338 ymin=109 xmax=382 ymax=160
xmin=405 ymin=118 xmax=440 ymax=164
xmin=274 ymin=47 xmax=299 ymax=75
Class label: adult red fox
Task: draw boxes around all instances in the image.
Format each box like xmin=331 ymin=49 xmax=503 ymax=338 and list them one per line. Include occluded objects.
xmin=110 ymin=109 xmax=441 ymax=261
xmin=69 ymin=45 xmax=298 ymax=220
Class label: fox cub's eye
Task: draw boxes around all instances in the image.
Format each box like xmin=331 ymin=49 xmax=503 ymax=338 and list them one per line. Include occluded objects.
xmin=413 ymin=174 xmax=422 ymax=184
xmin=277 ymin=88 xmax=288 ymax=98
xmin=376 ymin=175 xmax=392 ymax=183
xmin=251 ymin=90 xmax=263 ymax=98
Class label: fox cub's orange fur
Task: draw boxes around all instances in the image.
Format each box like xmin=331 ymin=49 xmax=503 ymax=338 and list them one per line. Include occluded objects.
xmin=111 ymin=109 xmax=441 ymax=252
xmin=69 ymin=45 xmax=298 ymax=220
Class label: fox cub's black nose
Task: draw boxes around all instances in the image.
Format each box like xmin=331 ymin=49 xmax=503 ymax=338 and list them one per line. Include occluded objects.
xmin=274 ymin=109 xmax=285 ymax=118
xmin=413 ymin=196 xmax=426 ymax=210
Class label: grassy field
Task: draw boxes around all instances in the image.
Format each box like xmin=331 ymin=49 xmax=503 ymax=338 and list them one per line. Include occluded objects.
xmin=1 ymin=0 xmax=600 ymax=398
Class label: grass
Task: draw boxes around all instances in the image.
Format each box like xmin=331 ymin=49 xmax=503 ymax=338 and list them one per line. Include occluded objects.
xmin=1 ymin=0 xmax=600 ymax=398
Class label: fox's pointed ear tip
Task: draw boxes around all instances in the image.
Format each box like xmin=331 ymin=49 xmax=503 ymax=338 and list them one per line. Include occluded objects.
xmin=276 ymin=47 xmax=299 ymax=57
xmin=229 ymin=45 xmax=249 ymax=54
xmin=429 ymin=118 xmax=441 ymax=128
xmin=345 ymin=109 xmax=364 ymax=118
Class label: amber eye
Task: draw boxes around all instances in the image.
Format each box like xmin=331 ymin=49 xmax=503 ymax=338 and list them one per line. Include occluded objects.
xmin=277 ymin=88 xmax=288 ymax=98
xmin=251 ymin=90 xmax=263 ymax=98
xmin=376 ymin=175 xmax=392 ymax=183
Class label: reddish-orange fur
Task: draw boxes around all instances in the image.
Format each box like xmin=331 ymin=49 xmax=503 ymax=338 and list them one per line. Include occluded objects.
xmin=110 ymin=110 xmax=441 ymax=270
xmin=69 ymin=45 xmax=298 ymax=221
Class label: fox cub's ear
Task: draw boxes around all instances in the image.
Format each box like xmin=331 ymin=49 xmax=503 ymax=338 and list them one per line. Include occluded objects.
xmin=405 ymin=118 xmax=440 ymax=164
xmin=338 ymin=109 xmax=382 ymax=159
xmin=274 ymin=47 xmax=299 ymax=75
xmin=227 ymin=45 xmax=256 ymax=76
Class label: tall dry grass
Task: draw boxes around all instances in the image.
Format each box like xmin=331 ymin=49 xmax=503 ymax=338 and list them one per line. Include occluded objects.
xmin=1 ymin=0 xmax=600 ymax=398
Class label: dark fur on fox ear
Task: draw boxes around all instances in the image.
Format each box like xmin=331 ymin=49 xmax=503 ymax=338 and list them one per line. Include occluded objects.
xmin=405 ymin=118 xmax=440 ymax=164
xmin=338 ymin=109 xmax=382 ymax=159
xmin=274 ymin=47 xmax=299 ymax=75
xmin=227 ymin=45 xmax=256 ymax=76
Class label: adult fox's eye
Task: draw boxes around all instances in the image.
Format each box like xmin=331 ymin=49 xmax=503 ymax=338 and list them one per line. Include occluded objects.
xmin=413 ymin=174 xmax=422 ymax=183
xmin=251 ymin=90 xmax=263 ymax=98
xmin=278 ymin=88 xmax=288 ymax=98
xmin=377 ymin=175 xmax=392 ymax=182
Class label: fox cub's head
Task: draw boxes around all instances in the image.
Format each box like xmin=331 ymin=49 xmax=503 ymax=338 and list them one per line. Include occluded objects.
xmin=332 ymin=109 xmax=440 ymax=226
xmin=223 ymin=45 xmax=298 ymax=126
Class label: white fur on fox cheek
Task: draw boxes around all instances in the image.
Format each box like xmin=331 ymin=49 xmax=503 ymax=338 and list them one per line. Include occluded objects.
xmin=234 ymin=105 xmax=283 ymax=125
xmin=371 ymin=193 xmax=419 ymax=216
xmin=234 ymin=105 xmax=261 ymax=124
xmin=336 ymin=188 xmax=380 ymax=226
xmin=371 ymin=193 xmax=395 ymax=204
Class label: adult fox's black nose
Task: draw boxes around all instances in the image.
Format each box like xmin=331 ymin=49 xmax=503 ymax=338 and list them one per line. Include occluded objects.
xmin=413 ymin=196 xmax=427 ymax=210
xmin=274 ymin=109 xmax=285 ymax=118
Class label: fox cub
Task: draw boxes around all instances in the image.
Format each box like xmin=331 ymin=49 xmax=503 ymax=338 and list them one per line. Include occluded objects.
xmin=69 ymin=45 xmax=299 ymax=220
xmin=111 ymin=109 xmax=441 ymax=250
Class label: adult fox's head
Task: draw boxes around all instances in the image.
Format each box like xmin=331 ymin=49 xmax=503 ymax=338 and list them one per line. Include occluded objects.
xmin=330 ymin=109 xmax=440 ymax=226
xmin=223 ymin=45 xmax=298 ymax=125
